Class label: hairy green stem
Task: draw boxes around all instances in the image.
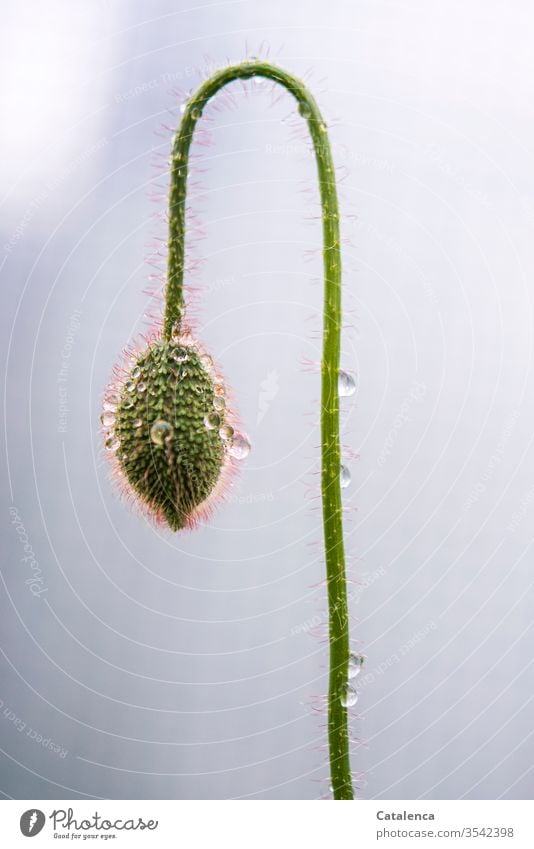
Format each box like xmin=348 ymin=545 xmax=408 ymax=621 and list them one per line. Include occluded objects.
xmin=165 ymin=60 xmax=353 ymax=800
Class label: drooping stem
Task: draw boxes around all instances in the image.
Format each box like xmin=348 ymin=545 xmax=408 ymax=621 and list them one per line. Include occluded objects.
xmin=165 ymin=61 xmax=353 ymax=800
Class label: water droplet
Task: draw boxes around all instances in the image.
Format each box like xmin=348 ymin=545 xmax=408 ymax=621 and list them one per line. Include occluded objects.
xmin=298 ymin=101 xmax=312 ymax=118
xmin=105 ymin=435 xmax=119 ymax=452
xmin=122 ymin=397 xmax=134 ymax=409
xmin=340 ymin=683 xmax=358 ymax=708
xmin=213 ymin=396 xmax=225 ymax=411
xmin=133 ymin=418 xmax=143 ymax=429
xmin=103 ymin=395 xmax=118 ymax=411
xmin=100 ymin=411 xmax=115 ymax=428
xmin=137 ymin=382 xmax=147 ymax=394
xmin=200 ymin=354 xmax=213 ymax=370
xmin=219 ymin=424 xmax=234 ymax=441
xmin=340 ymin=465 xmax=351 ymax=488
xmin=150 ymin=420 xmax=173 ymax=446
xmin=126 ymin=381 xmax=136 ymax=393
xmin=204 ymin=412 xmax=221 ymax=431
xmin=191 ymin=107 xmax=201 ymax=120
xmin=172 ymin=349 xmax=188 ymax=364
xmin=179 ymin=329 xmax=194 ymax=345
xmin=348 ymin=653 xmax=364 ymax=679
xmin=338 ymin=369 xmax=356 ymax=397
xmin=132 ymin=366 xmax=141 ymax=379
xmin=228 ymin=433 xmax=251 ymax=459
xmin=214 ymin=383 xmax=225 ymax=396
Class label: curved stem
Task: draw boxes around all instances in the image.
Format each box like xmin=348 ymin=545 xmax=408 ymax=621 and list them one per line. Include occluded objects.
xmin=165 ymin=60 xmax=353 ymax=800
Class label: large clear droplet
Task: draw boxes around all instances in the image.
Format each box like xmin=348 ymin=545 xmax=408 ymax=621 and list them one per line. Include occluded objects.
xmin=103 ymin=395 xmax=118 ymax=411
xmin=100 ymin=411 xmax=115 ymax=427
xmin=340 ymin=683 xmax=358 ymax=708
xmin=150 ymin=420 xmax=173 ymax=446
xmin=348 ymin=653 xmax=364 ymax=679
xmin=137 ymin=382 xmax=147 ymax=394
xmin=200 ymin=354 xmax=213 ymax=370
xmin=132 ymin=366 xmax=141 ymax=379
xmin=298 ymin=101 xmax=312 ymax=118
xmin=213 ymin=396 xmax=225 ymax=412
xmin=219 ymin=424 xmax=234 ymax=441
xmin=179 ymin=329 xmax=194 ymax=346
xmin=204 ymin=412 xmax=220 ymax=431
xmin=338 ymin=370 xmax=356 ymax=397
xmin=105 ymin=435 xmax=119 ymax=452
xmin=125 ymin=381 xmax=136 ymax=393
xmin=172 ymin=349 xmax=188 ymax=364
xmin=228 ymin=433 xmax=251 ymax=459
xmin=340 ymin=465 xmax=351 ymax=488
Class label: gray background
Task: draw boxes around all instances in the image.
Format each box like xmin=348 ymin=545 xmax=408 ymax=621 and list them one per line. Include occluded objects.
xmin=1 ymin=0 xmax=533 ymax=800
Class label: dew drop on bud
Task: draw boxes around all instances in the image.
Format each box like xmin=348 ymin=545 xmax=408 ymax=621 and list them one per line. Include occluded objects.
xmin=105 ymin=436 xmax=119 ymax=452
xmin=137 ymin=382 xmax=147 ymax=394
xmin=204 ymin=412 xmax=220 ymax=431
xmin=179 ymin=329 xmax=194 ymax=346
xmin=213 ymin=396 xmax=225 ymax=411
xmin=132 ymin=366 xmax=141 ymax=379
xmin=340 ymin=683 xmax=358 ymax=708
xmin=298 ymin=101 xmax=312 ymax=118
xmin=228 ymin=433 xmax=251 ymax=459
xmin=340 ymin=465 xmax=351 ymax=488
xmin=338 ymin=369 xmax=356 ymax=397
xmin=219 ymin=424 xmax=234 ymax=441
xmin=348 ymin=653 xmax=364 ymax=679
xmin=126 ymin=381 xmax=136 ymax=393
xmin=100 ymin=411 xmax=115 ymax=427
xmin=150 ymin=420 xmax=173 ymax=446
xmin=103 ymin=395 xmax=118 ymax=411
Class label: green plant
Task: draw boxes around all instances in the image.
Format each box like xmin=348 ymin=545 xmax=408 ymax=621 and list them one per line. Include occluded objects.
xmin=103 ymin=59 xmax=359 ymax=800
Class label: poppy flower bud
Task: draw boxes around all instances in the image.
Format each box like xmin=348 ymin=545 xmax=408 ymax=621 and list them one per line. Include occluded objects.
xmin=102 ymin=331 xmax=250 ymax=530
